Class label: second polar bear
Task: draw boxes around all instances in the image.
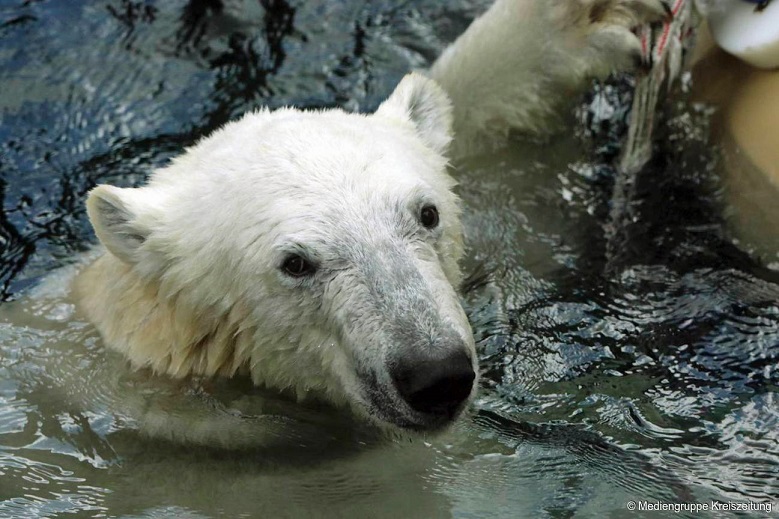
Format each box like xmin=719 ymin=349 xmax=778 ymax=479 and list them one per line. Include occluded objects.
xmin=76 ymin=0 xmax=668 ymax=433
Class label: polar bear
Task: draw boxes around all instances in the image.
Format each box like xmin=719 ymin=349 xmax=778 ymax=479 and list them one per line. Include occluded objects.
xmin=75 ymin=0 xmax=668 ymax=433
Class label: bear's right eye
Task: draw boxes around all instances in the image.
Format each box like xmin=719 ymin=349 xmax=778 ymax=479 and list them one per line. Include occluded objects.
xmin=420 ymin=205 xmax=439 ymax=229
xmin=281 ymin=255 xmax=317 ymax=278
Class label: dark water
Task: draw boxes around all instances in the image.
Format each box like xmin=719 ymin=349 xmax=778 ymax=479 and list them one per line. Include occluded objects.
xmin=1 ymin=1 xmax=778 ymax=517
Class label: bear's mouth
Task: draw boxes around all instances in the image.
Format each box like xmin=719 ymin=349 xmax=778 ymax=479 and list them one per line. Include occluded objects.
xmin=360 ymin=369 xmax=474 ymax=432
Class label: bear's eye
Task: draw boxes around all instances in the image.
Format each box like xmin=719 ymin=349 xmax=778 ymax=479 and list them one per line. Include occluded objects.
xmin=420 ymin=205 xmax=439 ymax=229
xmin=281 ymin=254 xmax=316 ymax=278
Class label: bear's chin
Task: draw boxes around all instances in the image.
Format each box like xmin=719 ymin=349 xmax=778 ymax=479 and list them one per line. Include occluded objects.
xmin=367 ymin=403 xmax=470 ymax=434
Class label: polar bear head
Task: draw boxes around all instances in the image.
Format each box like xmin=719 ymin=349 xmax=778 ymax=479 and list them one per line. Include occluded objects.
xmin=84 ymin=73 xmax=477 ymax=432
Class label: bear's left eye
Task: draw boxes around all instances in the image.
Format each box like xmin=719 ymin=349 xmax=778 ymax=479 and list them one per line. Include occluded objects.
xmin=420 ymin=205 xmax=439 ymax=229
xmin=281 ymin=254 xmax=317 ymax=278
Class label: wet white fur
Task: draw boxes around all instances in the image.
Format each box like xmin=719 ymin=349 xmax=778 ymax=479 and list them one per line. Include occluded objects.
xmin=78 ymin=77 xmax=470 ymax=426
xmin=430 ymin=0 xmax=669 ymax=157
xmin=77 ymin=0 xmax=666 ymax=429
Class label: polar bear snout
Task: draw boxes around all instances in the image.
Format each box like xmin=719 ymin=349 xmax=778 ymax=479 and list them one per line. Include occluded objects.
xmin=392 ymin=349 xmax=475 ymax=419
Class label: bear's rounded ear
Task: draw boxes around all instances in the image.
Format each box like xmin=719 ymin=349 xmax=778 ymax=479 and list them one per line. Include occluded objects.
xmin=375 ymin=72 xmax=453 ymax=156
xmin=86 ymin=185 xmax=162 ymax=265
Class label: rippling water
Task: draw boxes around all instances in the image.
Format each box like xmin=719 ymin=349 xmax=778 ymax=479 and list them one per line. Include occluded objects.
xmin=1 ymin=1 xmax=778 ymax=518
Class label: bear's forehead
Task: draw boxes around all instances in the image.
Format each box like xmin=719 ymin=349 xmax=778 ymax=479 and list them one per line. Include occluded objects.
xmin=176 ymin=108 xmax=445 ymax=185
xmin=162 ymin=109 xmax=449 ymax=201
xmin=260 ymin=178 xmax=428 ymax=235
xmin=262 ymin=115 xmax=437 ymax=172
xmin=155 ymin=107 xmax=455 ymax=246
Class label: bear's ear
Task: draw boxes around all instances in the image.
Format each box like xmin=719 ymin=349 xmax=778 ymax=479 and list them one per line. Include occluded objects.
xmin=375 ymin=72 xmax=453 ymax=156
xmin=86 ymin=185 xmax=162 ymax=265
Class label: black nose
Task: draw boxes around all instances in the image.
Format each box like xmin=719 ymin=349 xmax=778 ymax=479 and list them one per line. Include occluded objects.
xmin=392 ymin=350 xmax=475 ymax=416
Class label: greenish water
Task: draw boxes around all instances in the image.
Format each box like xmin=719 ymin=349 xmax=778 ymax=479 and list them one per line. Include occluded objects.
xmin=1 ymin=1 xmax=777 ymax=517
